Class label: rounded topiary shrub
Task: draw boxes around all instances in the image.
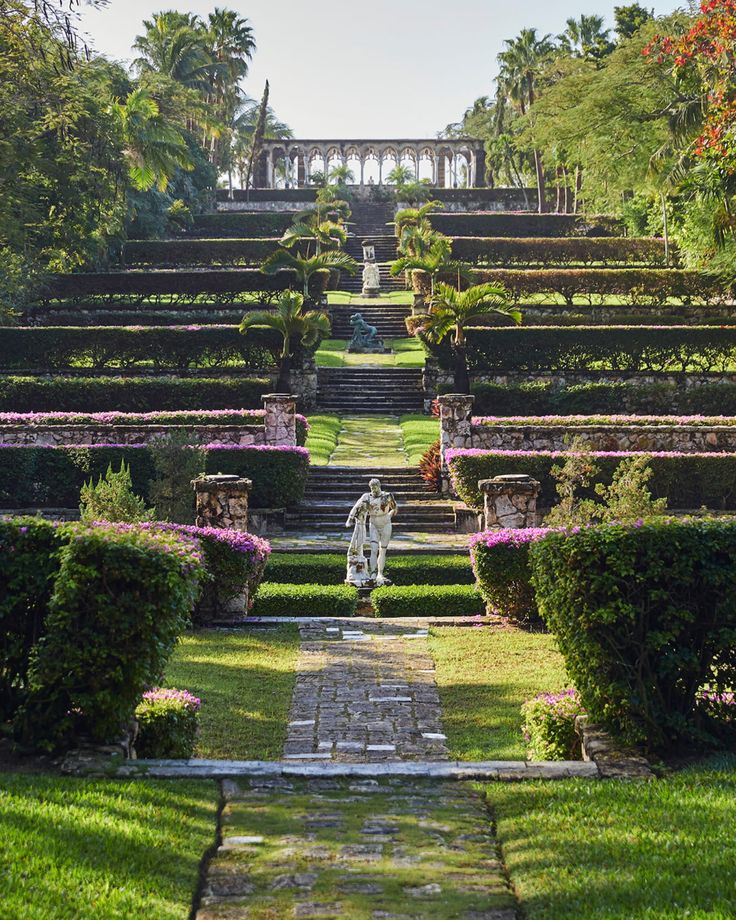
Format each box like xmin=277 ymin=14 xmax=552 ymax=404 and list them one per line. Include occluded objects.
xmin=135 ymin=688 xmax=201 ymax=759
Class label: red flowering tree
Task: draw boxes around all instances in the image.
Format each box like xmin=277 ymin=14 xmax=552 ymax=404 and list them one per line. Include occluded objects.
xmin=646 ymin=0 xmax=736 ymax=168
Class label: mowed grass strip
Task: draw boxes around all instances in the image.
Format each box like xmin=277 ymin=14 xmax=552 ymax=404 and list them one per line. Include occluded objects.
xmin=483 ymin=756 xmax=736 ymax=919
xmin=165 ymin=628 xmax=299 ymax=760
xmin=429 ymin=626 xmax=570 ymax=760
xmin=305 ymin=414 xmax=341 ymax=465
xmin=0 ymin=776 xmax=217 ymax=920
xmin=400 ymin=413 xmax=438 ymax=465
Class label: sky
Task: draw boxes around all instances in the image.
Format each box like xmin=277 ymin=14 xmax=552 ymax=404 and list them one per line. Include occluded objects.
xmin=78 ymin=0 xmax=683 ymax=138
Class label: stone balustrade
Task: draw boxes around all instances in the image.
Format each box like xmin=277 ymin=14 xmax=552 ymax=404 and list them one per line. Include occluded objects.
xmin=479 ymin=475 xmax=541 ymax=530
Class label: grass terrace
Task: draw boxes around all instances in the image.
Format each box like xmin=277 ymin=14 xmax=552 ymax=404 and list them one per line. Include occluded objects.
xmin=316 ymin=338 xmax=425 ymax=367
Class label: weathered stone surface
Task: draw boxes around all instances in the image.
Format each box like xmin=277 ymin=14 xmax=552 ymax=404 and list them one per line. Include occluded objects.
xmin=438 ymin=395 xmax=475 ymax=487
xmin=263 ymin=393 xmax=297 ymax=447
xmin=192 ymin=474 xmax=252 ymax=531
xmin=480 ymin=475 xmax=541 ymax=531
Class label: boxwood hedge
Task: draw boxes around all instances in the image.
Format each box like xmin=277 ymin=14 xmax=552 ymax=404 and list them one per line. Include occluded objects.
xmin=448 ymin=449 xmax=736 ymax=511
xmin=251 ymin=583 xmax=358 ymax=617
xmin=430 ymin=213 xmax=623 ymax=238
xmin=450 ymin=237 xmax=669 ymax=267
xmin=124 ymin=238 xmax=282 ymax=267
xmin=371 ymin=584 xmax=485 ymax=618
xmin=0 ymin=444 xmax=310 ymax=509
xmin=263 ymin=553 xmax=474 ymax=586
xmin=529 ymin=520 xmax=736 ymax=751
xmin=470 ymin=529 xmax=547 ymax=625
xmin=192 ymin=212 xmax=298 ymax=238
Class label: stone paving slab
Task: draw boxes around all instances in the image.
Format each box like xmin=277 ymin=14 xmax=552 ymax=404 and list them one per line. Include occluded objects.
xmin=284 ymin=620 xmax=449 ymax=762
xmin=196 ymin=776 xmax=518 ymax=920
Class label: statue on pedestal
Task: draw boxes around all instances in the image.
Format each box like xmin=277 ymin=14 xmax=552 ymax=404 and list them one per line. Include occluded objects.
xmin=348 ymin=312 xmax=387 ymax=354
xmin=345 ymin=478 xmax=397 ymax=587
xmin=362 ymin=260 xmax=381 ymax=297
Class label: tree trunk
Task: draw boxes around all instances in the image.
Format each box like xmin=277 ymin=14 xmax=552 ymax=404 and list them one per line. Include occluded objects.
xmin=452 ymin=345 xmax=471 ymax=395
xmin=534 ymin=149 xmax=548 ymax=213
xmin=574 ymin=166 xmax=583 ymax=214
xmin=277 ymin=353 xmax=292 ymax=393
xmin=555 ymin=166 xmax=562 ymax=213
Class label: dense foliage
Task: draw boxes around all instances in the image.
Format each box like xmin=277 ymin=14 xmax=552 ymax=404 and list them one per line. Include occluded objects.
xmin=371 ymin=585 xmax=485 ymax=618
xmin=134 ymin=687 xmax=201 ymax=759
xmin=264 ymin=553 xmax=474 ymax=586
xmin=251 ymin=584 xmax=359 ymax=617
xmin=470 ymin=528 xmax=547 ymax=624
xmin=521 ymin=690 xmax=585 ymax=760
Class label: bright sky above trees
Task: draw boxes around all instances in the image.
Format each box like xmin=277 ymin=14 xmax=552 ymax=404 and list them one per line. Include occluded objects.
xmin=79 ymin=0 xmax=681 ymax=136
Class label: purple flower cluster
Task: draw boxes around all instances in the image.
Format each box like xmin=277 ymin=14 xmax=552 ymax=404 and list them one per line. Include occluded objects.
xmin=469 ymin=527 xmax=553 ymax=551
xmin=203 ymin=444 xmax=310 ymax=458
xmin=144 ymin=522 xmax=270 ymax=562
xmin=473 ymin=414 xmax=736 ymax=428
xmin=446 ymin=448 xmax=733 ymax=462
xmin=0 ymin=443 xmax=310 ymax=459
xmin=142 ymin=687 xmax=201 ymax=711
xmin=87 ymin=521 xmax=205 ymax=572
xmin=0 ymin=409 xmax=310 ymax=429
xmin=532 ymin=688 xmax=581 ymax=707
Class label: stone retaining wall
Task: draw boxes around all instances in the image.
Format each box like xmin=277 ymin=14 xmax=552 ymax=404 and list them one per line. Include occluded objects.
xmin=471 ymin=423 xmax=736 ymax=453
xmin=0 ymin=423 xmax=266 ymax=447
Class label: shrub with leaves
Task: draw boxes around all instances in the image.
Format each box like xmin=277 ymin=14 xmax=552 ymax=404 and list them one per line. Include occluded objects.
xmin=522 ymin=689 xmax=585 ymax=761
xmin=79 ymin=461 xmax=153 ymax=523
xmin=470 ymin=528 xmax=550 ymax=625
xmin=135 ymin=687 xmax=200 ymax=759
xmin=148 ymin=433 xmax=206 ymax=523
xmin=419 ymin=438 xmax=442 ymax=492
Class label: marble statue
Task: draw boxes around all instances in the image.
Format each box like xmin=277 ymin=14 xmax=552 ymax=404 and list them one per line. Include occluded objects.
xmin=362 ymin=260 xmax=381 ymax=297
xmin=345 ymin=500 xmax=371 ymax=587
xmin=346 ymin=478 xmax=397 ymax=586
xmin=348 ymin=312 xmax=386 ymax=354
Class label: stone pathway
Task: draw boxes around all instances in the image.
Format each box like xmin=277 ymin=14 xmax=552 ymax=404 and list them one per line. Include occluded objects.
xmin=329 ymin=416 xmax=409 ymax=468
xmin=284 ymin=620 xmax=448 ymax=762
xmin=197 ymin=776 xmax=516 ymax=920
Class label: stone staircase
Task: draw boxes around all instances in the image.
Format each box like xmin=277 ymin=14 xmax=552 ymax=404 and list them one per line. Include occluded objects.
xmin=285 ymin=466 xmax=456 ymax=534
xmin=343 ymin=202 xmax=403 ymax=293
xmin=331 ymin=303 xmax=412 ymax=339
xmin=317 ymin=368 xmax=425 ymax=414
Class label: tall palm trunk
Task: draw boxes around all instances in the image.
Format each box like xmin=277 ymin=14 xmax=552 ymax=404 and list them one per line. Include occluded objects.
xmin=534 ymin=149 xmax=548 ymax=213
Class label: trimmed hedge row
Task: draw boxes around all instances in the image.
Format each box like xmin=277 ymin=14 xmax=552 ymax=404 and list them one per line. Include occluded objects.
xmin=0 ymin=444 xmax=310 ymax=509
xmin=371 ymin=585 xmax=484 ymax=617
xmin=192 ymin=212 xmax=298 ymax=238
xmin=0 ymin=376 xmax=272 ymax=412
xmin=431 ymin=326 xmax=736 ymax=374
xmin=429 ymin=213 xmax=623 ymax=238
xmin=43 ymin=269 xmax=329 ymax=301
xmin=470 ymin=381 xmax=736 ymax=417
xmin=263 ymin=553 xmax=474 ymax=586
xmin=448 ymin=448 xmax=736 ymax=511
xmin=413 ymin=269 xmax=719 ymax=305
xmin=450 ymin=237 xmax=669 ymax=267
xmin=470 ymin=529 xmax=546 ymax=625
xmin=124 ymin=238 xmax=282 ymax=267
xmin=0 ymin=326 xmax=281 ymax=371
xmin=530 ymin=520 xmax=736 ymax=750
xmin=251 ymin=583 xmax=358 ymax=616
xmin=1 ymin=518 xmax=204 ymax=748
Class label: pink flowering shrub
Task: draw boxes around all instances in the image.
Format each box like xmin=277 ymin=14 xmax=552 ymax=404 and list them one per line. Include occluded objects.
xmin=135 ymin=687 xmax=201 ymax=759
xmin=521 ymin=689 xmax=585 ymax=761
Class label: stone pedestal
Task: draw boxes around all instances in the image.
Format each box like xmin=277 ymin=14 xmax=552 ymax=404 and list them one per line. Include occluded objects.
xmin=192 ymin=474 xmax=252 ymax=531
xmin=438 ymin=394 xmax=475 ymax=493
xmin=480 ymin=474 xmax=541 ymax=530
xmin=263 ymin=394 xmax=297 ymax=447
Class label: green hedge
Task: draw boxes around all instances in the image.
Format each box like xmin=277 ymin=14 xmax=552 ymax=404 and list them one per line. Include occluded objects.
xmin=371 ymin=584 xmax=485 ymax=617
xmin=0 ymin=376 xmax=272 ymax=412
xmin=450 ymin=237 xmax=669 ymax=267
xmin=430 ymin=213 xmax=623 ymax=238
xmin=9 ymin=520 xmax=204 ymax=749
xmin=192 ymin=212 xmax=298 ymax=238
xmin=251 ymin=583 xmax=358 ymax=617
xmin=0 ymin=445 xmax=309 ymax=509
xmin=529 ymin=520 xmax=736 ymax=751
xmin=470 ymin=530 xmax=543 ymax=625
xmin=43 ymin=268 xmax=328 ymax=301
xmin=414 ymin=269 xmax=719 ymax=305
xmin=0 ymin=326 xmax=281 ymax=371
xmin=264 ymin=553 xmax=474 ymax=586
xmin=470 ymin=380 xmax=736 ymax=417
xmin=430 ymin=326 xmax=736 ymax=375
xmin=448 ymin=450 xmax=736 ymax=512
xmin=134 ymin=688 xmax=200 ymax=759
xmin=124 ymin=238 xmax=281 ymax=267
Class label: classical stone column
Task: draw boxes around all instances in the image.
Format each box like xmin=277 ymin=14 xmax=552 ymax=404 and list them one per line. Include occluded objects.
xmin=438 ymin=393 xmax=475 ymax=493
xmin=193 ymin=474 xmax=252 ymax=531
xmin=480 ymin=475 xmax=541 ymax=530
xmin=263 ymin=393 xmax=297 ymax=446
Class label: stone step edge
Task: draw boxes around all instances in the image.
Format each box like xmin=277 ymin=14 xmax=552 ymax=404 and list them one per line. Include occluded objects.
xmin=88 ymin=758 xmax=601 ymax=781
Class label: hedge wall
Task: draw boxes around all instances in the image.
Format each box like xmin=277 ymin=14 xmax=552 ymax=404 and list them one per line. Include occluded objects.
xmin=0 ymin=376 xmax=272 ymax=412
xmin=263 ymin=553 xmax=474 ymax=586
xmin=43 ymin=268 xmax=328 ymax=301
xmin=192 ymin=212 xmax=298 ymax=238
xmin=470 ymin=529 xmax=545 ymax=625
xmin=429 ymin=213 xmax=623 ymax=238
xmin=470 ymin=381 xmax=736 ymax=417
xmin=530 ymin=520 xmax=736 ymax=750
xmin=371 ymin=584 xmax=484 ymax=617
xmin=447 ymin=448 xmax=736 ymax=511
xmin=430 ymin=326 xmax=736 ymax=375
xmin=450 ymin=237 xmax=669 ymax=267
xmin=413 ymin=269 xmax=719 ymax=305
xmin=124 ymin=239 xmax=282 ymax=267
xmin=251 ymin=583 xmax=358 ymax=617
xmin=0 ymin=326 xmax=281 ymax=371
xmin=0 ymin=444 xmax=310 ymax=509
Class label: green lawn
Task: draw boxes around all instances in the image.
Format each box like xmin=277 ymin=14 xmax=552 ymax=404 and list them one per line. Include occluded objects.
xmin=400 ymin=414 xmax=438 ymax=464
xmin=305 ymin=414 xmax=341 ymax=465
xmin=328 ymin=291 xmax=415 ymax=305
xmin=429 ymin=626 xmax=570 ymax=760
xmin=164 ymin=628 xmax=299 ymax=760
xmin=0 ymin=776 xmax=216 ymax=920
xmin=315 ymin=338 xmax=425 ymax=368
xmin=484 ymin=756 xmax=736 ymax=919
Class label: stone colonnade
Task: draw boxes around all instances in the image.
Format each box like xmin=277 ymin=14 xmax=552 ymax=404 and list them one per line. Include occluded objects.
xmin=255 ymin=139 xmax=486 ymax=189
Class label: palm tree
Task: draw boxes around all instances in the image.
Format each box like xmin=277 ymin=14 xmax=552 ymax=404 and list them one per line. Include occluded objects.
xmin=394 ymin=200 xmax=440 ymax=239
xmin=262 ymin=249 xmax=358 ymax=299
xmin=132 ymin=13 xmax=213 ymax=93
xmin=240 ymin=292 xmax=331 ymax=392
xmin=417 ymin=282 xmax=522 ymax=392
xmin=496 ymin=28 xmax=555 ymax=212
xmin=390 ymin=237 xmax=471 ymax=296
xmin=280 ymin=221 xmax=348 ymax=257
xmin=329 ymin=164 xmax=355 ymax=185
xmin=110 ymin=88 xmax=193 ymax=192
xmin=558 ymin=15 xmax=612 ymax=60
xmin=387 ymin=164 xmax=415 ymax=186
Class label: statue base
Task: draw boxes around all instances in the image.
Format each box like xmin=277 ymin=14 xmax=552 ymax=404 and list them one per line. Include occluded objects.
xmin=362 ymin=286 xmax=381 ymax=298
